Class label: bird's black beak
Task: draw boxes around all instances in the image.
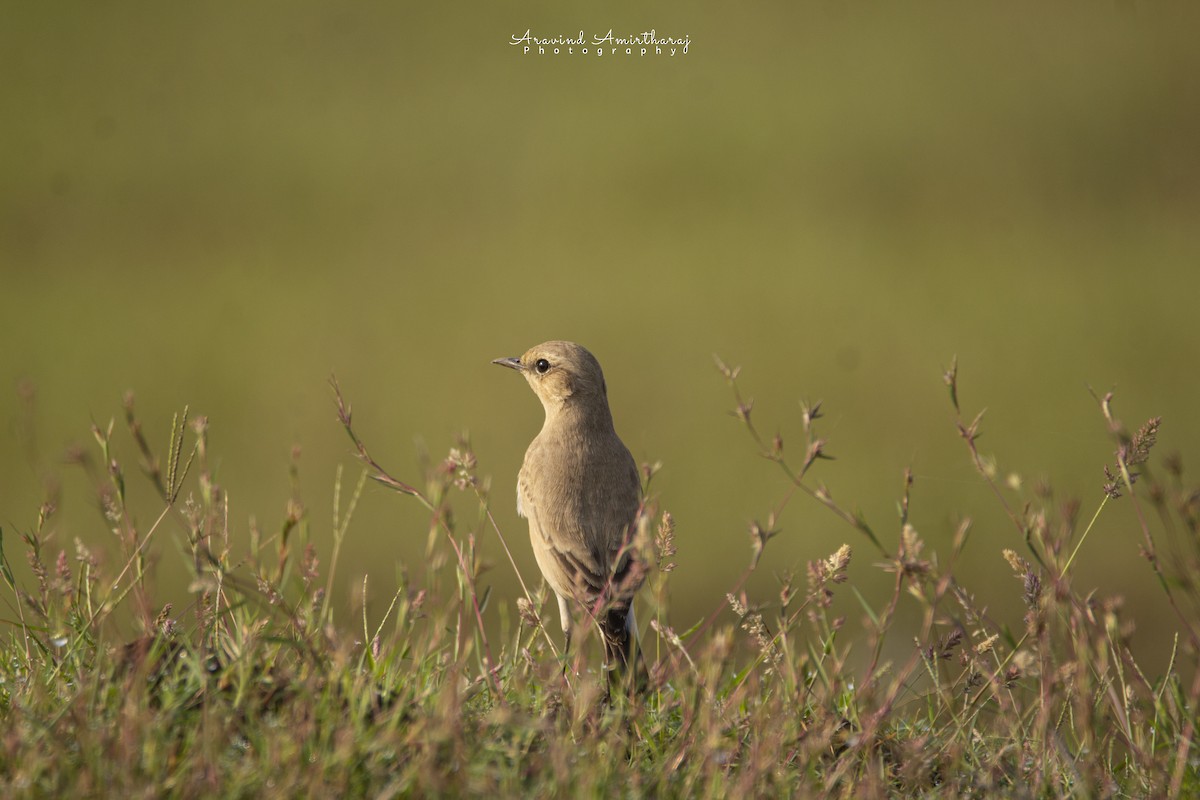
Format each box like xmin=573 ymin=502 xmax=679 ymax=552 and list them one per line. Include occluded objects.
xmin=491 ymin=357 xmax=523 ymax=371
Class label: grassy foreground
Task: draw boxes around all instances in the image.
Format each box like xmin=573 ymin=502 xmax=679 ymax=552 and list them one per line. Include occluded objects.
xmin=1 ymin=362 xmax=1198 ymax=798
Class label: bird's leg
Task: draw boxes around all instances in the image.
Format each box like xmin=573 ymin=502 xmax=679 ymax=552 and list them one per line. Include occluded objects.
xmin=556 ymin=594 xmax=573 ymax=673
xmin=623 ymin=603 xmax=649 ymax=693
xmin=626 ymin=603 xmax=640 ymax=654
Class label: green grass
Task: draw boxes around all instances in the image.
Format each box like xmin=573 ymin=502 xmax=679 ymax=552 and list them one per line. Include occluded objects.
xmin=2 ymin=363 xmax=1198 ymax=798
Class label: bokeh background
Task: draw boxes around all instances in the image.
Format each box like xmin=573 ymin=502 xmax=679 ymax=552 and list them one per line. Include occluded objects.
xmin=4 ymin=3 xmax=1199 ymax=672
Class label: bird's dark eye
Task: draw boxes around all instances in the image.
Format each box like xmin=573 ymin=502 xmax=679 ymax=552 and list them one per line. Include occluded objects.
xmin=534 ymin=358 xmax=551 ymax=374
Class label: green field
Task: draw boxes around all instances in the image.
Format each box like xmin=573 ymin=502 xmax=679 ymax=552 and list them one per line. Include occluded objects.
xmin=3 ymin=3 xmax=1199 ymax=795
xmin=2 ymin=370 xmax=1197 ymax=795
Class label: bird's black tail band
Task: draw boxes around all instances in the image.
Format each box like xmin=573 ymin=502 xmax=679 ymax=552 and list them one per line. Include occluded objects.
xmin=600 ymin=607 xmax=648 ymax=695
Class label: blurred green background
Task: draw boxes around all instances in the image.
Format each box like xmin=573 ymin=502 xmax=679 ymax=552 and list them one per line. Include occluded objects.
xmin=3 ymin=3 xmax=1199 ymax=670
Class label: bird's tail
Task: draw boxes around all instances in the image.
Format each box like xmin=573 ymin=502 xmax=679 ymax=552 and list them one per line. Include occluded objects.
xmin=600 ymin=606 xmax=648 ymax=695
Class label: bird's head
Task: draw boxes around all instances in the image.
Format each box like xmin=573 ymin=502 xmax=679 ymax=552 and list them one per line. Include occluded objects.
xmin=492 ymin=340 xmax=608 ymax=413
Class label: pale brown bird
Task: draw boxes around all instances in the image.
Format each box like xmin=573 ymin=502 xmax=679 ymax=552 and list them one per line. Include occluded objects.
xmin=492 ymin=341 xmax=645 ymax=684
